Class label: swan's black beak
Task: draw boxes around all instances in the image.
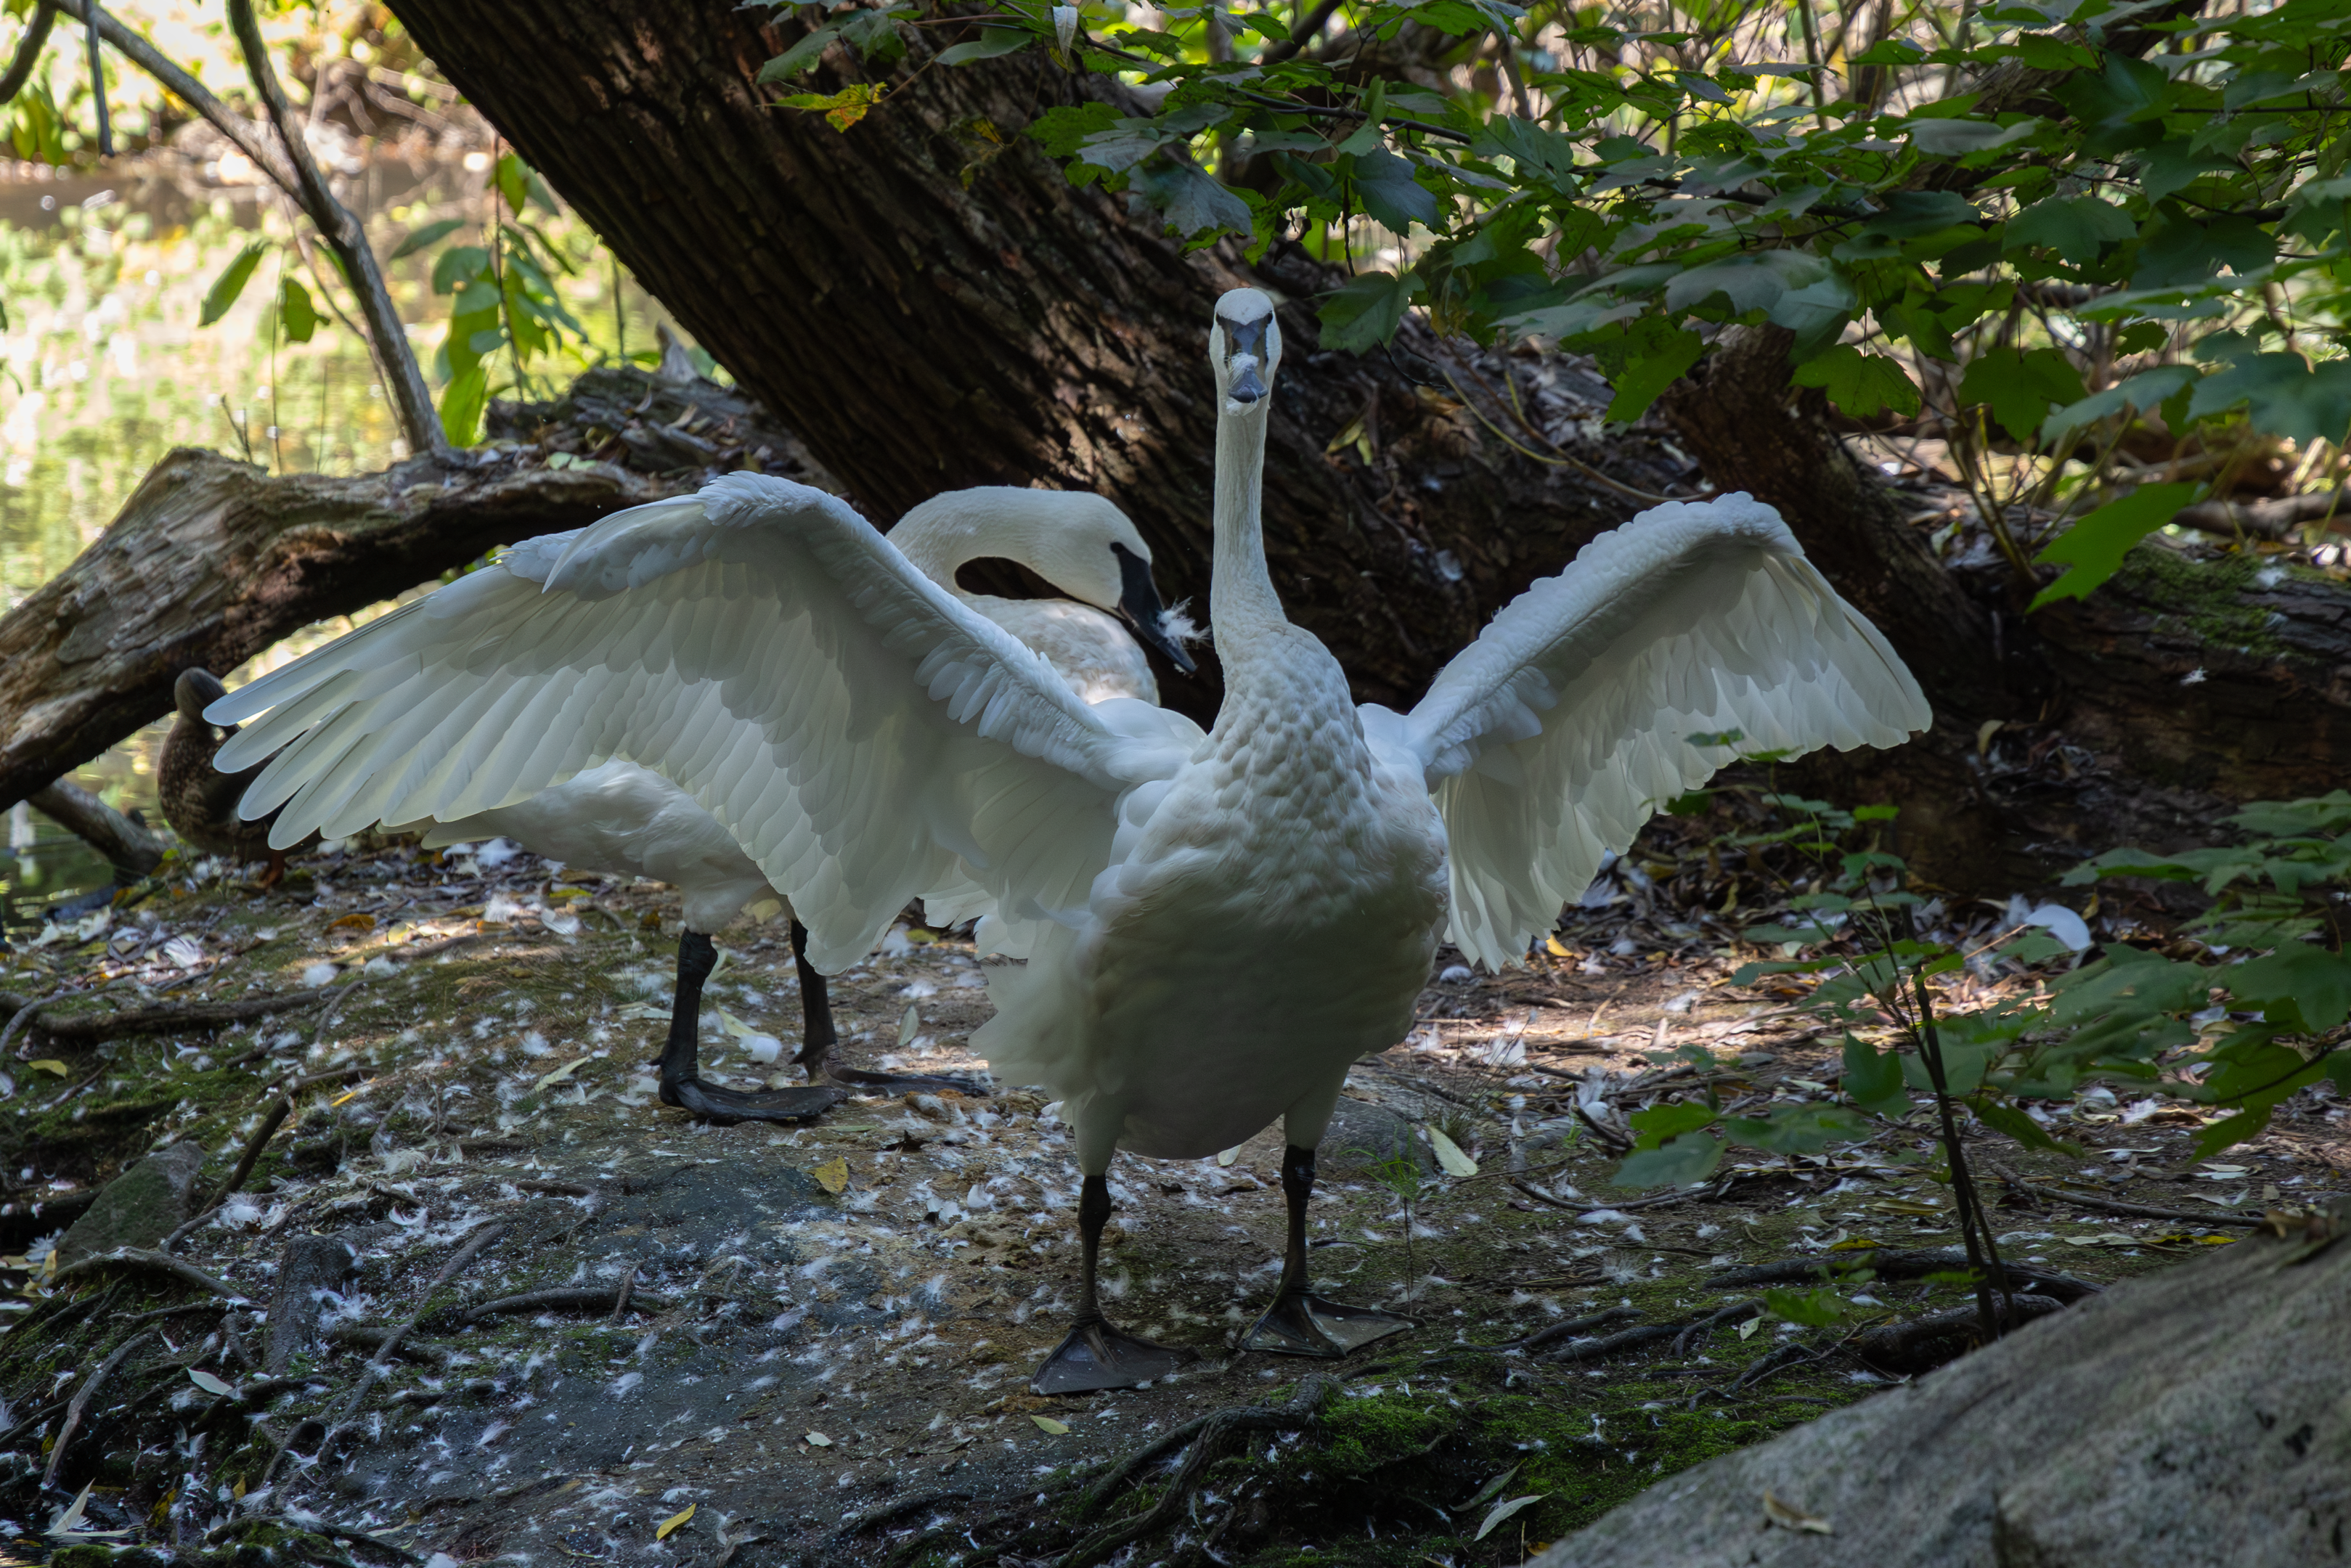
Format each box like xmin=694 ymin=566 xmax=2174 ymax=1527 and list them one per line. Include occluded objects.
xmin=1227 ymin=356 xmax=1267 ymax=404
xmin=1218 ymin=309 xmax=1273 ymax=405
xmin=1112 ymin=542 xmax=1198 ymax=676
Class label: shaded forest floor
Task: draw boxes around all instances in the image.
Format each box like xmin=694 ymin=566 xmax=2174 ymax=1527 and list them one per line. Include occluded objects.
xmin=0 ymin=819 xmax=2341 ymax=1567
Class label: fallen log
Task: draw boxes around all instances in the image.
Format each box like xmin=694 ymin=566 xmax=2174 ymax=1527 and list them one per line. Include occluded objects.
xmin=1535 ymin=1211 xmax=2351 ymax=1567
xmin=25 ymin=777 xmax=167 ymax=875
xmin=0 ymin=366 xmax=828 ymax=814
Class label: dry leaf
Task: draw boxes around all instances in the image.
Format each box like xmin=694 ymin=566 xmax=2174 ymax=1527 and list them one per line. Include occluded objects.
xmin=656 ymin=1503 xmax=696 ymax=1540
xmin=898 ymin=1003 xmax=921 ymax=1050
xmin=187 ymin=1368 xmax=235 ymax=1397
xmin=1030 ymin=1415 xmax=1069 ymax=1434
xmin=25 ymin=1061 xmax=67 ymax=1078
xmin=1544 ymin=935 xmax=1572 ymax=958
xmin=1761 ymin=1491 xmax=1833 ymax=1535
xmin=1425 ymin=1125 xmax=1480 ymax=1178
xmin=1215 ymin=1146 xmax=1240 ymax=1167
xmin=1737 ymin=1317 xmax=1762 ymax=1339
xmin=536 ymin=1058 xmax=590 ymax=1091
xmin=804 ymin=1431 xmax=832 ymax=1447
xmin=1475 ymin=1494 xmax=1547 ymax=1542
xmin=326 ymin=913 xmax=375 ymax=933
xmin=812 ymin=1158 xmax=850 ymax=1196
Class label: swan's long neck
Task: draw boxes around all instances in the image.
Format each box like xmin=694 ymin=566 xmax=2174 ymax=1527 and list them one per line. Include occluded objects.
xmin=891 ymin=502 xmax=1048 ymax=597
xmin=1210 ymin=403 xmax=1286 ymax=661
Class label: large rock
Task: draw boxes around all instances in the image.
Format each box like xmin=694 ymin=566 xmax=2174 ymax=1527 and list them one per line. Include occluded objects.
xmin=1534 ymin=1214 xmax=2351 ymax=1567
xmin=53 ymin=1141 xmax=205 ymax=1266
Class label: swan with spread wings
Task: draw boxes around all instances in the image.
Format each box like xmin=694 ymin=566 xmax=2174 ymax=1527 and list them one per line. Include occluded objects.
xmin=211 ymin=287 xmax=1926 ymax=1395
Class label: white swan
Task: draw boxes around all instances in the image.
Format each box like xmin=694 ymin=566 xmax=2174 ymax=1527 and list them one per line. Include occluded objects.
xmin=206 ymin=288 xmax=1926 ymax=1393
xmin=369 ymin=486 xmax=1197 ymax=1124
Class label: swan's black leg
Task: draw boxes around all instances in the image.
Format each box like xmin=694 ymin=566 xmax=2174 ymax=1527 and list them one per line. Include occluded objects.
xmin=657 ymin=928 xmax=841 ymax=1124
xmin=1032 ymin=1173 xmax=1197 ymax=1395
xmin=1242 ymin=1144 xmax=1417 ymax=1356
xmin=786 ymin=918 xmax=989 ymax=1097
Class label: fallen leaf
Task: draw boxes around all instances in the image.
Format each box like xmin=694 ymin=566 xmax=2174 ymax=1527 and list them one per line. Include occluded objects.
xmin=327 ymin=913 xmax=376 ymax=934
xmin=1454 ymin=1463 xmax=1520 ymax=1516
xmin=1475 ymin=1494 xmax=1547 ymax=1542
xmin=812 ymin=1158 xmax=850 ymax=1195
xmin=1215 ymin=1146 xmax=1240 ymax=1167
xmin=187 ymin=1368 xmax=235 ymax=1398
xmin=898 ymin=1003 xmax=921 ymax=1050
xmin=618 ymin=1003 xmax=670 ymax=1022
xmin=1425 ymin=1125 xmax=1480 ymax=1178
xmin=1868 ymin=1200 xmax=1943 ymax=1217
xmin=2062 ymin=1233 xmax=2144 ymax=1248
xmin=536 ymin=1058 xmax=590 ymax=1091
xmin=1030 ymin=1414 xmax=1069 ymax=1434
xmin=330 ymin=1087 xmax=364 ymax=1108
xmin=1544 ymin=936 xmax=1572 ymax=958
xmin=805 ymin=1431 xmax=832 ymax=1447
xmin=1761 ymin=1490 xmax=1833 ymax=1535
xmin=1737 ymin=1317 xmax=1763 ymax=1339
xmin=25 ymin=1061 xmax=67 ymax=1078
xmin=656 ymin=1503 xmax=696 ymax=1540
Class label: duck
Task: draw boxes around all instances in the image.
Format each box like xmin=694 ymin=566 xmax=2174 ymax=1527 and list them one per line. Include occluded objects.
xmin=272 ymin=486 xmax=1195 ymax=1125
xmin=158 ymin=667 xmax=314 ymax=887
xmin=205 ymin=289 xmax=1927 ymax=1392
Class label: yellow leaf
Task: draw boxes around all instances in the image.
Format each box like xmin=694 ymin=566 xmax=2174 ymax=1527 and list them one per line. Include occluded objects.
xmin=1544 ymin=936 xmax=1571 ymax=958
xmin=805 ymin=1431 xmax=832 ymax=1447
xmin=656 ymin=1503 xmax=695 ymax=1540
xmin=1030 ymin=1415 xmax=1069 ymax=1434
xmin=25 ymin=1061 xmax=67 ymax=1078
xmin=330 ymin=1087 xmax=363 ymax=1107
xmin=813 ymin=1158 xmax=850 ymax=1196
xmin=1826 ymin=1236 xmax=1886 ymax=1251
xmin=1215 ymin=1146 xmax=1240 ymax=1167
xmin=1737 ymin=1316 xmax=1762 ymax=1339
xmin=536 ymin=1057 xmax=590 ymax=1091
xmin=231 ymin=1477 xmax=245 ymax=1500
xmin=327 ymin=913 xmax=376 ymax=933
xmin=1761 ymin=1490 xmax=1833 ymax=1535
xmin=1425 ymin=1126 xmax=1479 ymax=1178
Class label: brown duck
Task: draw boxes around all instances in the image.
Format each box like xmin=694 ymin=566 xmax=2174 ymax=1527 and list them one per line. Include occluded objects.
xmin=159 ymin=668 xmax=312 ymax=886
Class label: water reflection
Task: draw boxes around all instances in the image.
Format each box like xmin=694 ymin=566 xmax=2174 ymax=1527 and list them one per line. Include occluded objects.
xmin=0 ymin=148 xmax=689 ymax=928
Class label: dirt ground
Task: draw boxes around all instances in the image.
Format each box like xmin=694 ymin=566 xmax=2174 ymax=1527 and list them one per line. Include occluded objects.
xmin=0 ymin=828 xmax=2338 ymax=1567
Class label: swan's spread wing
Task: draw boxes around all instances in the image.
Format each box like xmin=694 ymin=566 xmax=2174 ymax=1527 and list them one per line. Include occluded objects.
xmin=1389 ymin=494 xmax=1928 ymax=971
xmin=208 ymin=473 xmax=1191 ymax=969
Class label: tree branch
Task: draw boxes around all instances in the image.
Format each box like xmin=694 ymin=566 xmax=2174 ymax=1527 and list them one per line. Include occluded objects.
xmin=223 ymin=0 xmax=447 ymax=462
xmin=44 ymin=0 xmax=296 ymax=189
xmin=25 ymin=776 xmax=166 ymax=875
xmin=0 ymin=2 xmax=56 ymax=105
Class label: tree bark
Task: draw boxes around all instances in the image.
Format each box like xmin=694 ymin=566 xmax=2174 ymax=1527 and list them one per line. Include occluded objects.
xmin=25 ymin=778 xmax=166 ymax=878
xmin=383 ymin=0 xmax=1684 ymax=716
xmin=0 ymin=367 xmax=823 ymax=813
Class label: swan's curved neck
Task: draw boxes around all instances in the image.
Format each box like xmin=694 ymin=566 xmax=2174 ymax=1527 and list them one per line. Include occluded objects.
xmin=890 ymin=500 xmax=1047 ymax=597
xmin=1211 ymin=404 xmax=1285 ymax=656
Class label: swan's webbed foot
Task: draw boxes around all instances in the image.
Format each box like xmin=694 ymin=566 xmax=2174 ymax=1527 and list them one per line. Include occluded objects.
xmin=1242 ymin=1289 xmax=1417 ymax=1357
xmin=657 ymin=1073 xmax=844 ymax=1126
xmin=825 ymin=1063 xmax=993 ymax=1098
xmin=1031 ymin=1317 xmax=1198 ymax=1395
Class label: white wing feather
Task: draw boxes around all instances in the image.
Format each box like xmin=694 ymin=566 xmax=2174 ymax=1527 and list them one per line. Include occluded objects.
xmin=1382 ymin=493 xmax=1929 ymax=971
xmin=207 ymin=473 xmax=1195 ymax=970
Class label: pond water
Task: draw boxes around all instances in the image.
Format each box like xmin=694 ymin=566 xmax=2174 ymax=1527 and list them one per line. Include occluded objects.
xmin=0 ymin=148 xmax=691 ymax=928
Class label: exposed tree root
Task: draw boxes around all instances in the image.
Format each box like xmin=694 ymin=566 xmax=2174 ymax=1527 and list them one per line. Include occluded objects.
xmin=1708 ymin=1247 xmax=2103 ymax=1302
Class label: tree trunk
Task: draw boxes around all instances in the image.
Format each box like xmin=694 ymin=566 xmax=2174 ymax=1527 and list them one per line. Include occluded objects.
xmin=383 ymin=0 xmax=1684 ymax=716
xmin=0 ymin=367 xmax=820 ymax=813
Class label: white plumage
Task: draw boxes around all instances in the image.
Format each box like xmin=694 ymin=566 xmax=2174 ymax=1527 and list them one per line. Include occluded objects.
xmin=210 ymin=288 xmax=1926 ymax=1390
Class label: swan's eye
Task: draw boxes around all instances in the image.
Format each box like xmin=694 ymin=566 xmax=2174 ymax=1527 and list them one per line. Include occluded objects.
xmin=1218 ymin=311 xmax=1271 ymax=364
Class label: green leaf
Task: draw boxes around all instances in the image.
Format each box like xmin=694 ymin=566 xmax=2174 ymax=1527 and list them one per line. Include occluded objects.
xmin=1761 ymin=1286 xmax=1846 ymax=1326
xmin=491 ymin=151 xmax=531 ymax=217
xmin=1720 ymin=1103 xmax=1873 ymax=1154
xmin=1907 ymin=116 xmax=2043 ymax=158
xmin=1603 ymin=327 xmax=1703 ymax=422
xmin=1971 ymin=1098 xmax=2071 ymax=1153
xmin=1132 ymin=163 xmax=1252 ymax=240
xmin=937 ymin=27 xmax=1032 ymax=65
xmin=1957 ymin=346 xmax=2087 ymax=445
xmin=1629 ymin=1101 xmax=1717 ymax=1149
xmin=838 ymin=6 xmax=909 ymax=67
xmin=1319 ymin=269 xmax=1421 ymax=354
xmin=1663 ymin=250 xmax=1828 ymax=316
xmin=2225 ymin=946 xmax=2351 ymax=1032
xmin=2029 ymin=482 xmax=2202 ymax=611
xmin=1841 ymin=1032 xmax=1910 ymax=1118
xmin=759 ymin=25 xmax=841 ymax=81
xmin=1351 ymin=148 xmax=1438 ymax=233
xmin=277 ymin=277 xmax=319 ymax=344
xmin=2007 ymin=195 xmax=2136 ymax=264
xmin=2184 ymin=354 xmax=2351 ymax=446
xmin=431 ymin=245 xmax=492 ymax=295
xmin=1609 ymin=1130 xmax=1724 ymax=1189
xmin=2191 ymin=1106 xmax=2270 ymax=1161
xmin=1791 ymin=344 xmax=1921 ymax=420
xmin=439 ymin=362 xmax=489 ymax=447
xmin=388 ymin=218 xmax=467 ymax=260
xmin=1765 ymin=272 xmax=1857 ymax=362
xmin=2040 ymin=364 xmax=2197 ymax=449
xmin=199 ymin=242 xmax=268 ymax=328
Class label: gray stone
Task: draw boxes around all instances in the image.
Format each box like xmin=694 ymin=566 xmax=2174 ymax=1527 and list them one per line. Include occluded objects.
xmin=1318 ymin=1098 xmax=1437 ymax=1176
xmin=54 ymin=1140 xmax=205 ymax=1266
xmin=1534 ymin=1214 xmax=2351 ymax=1568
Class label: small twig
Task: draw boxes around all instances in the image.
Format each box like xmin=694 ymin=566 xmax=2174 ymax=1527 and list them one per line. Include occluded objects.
xmin=1991 ymin=1166 xmax=2262 ymax=1229
xmin=1571 ymin=1104 xmax=1631 ymax=1152
xmin=1512 ymin=1304 xmax=1645 ymax=1353
xmin=1708 ymin=1247 xmax=2103 ymax=1302
xmin=42 ymin=1327 xmax=155 ymax=1486
xmin=160 ymin=1204 xmax=224 ymax=1252
xmin=463 ymin=1284 xmax=674 ymax=1322
xmin=0 ymin=2 xmax=57 ymax=105
xmin=325 ymin=1324 xmax=449 ymax=1367
xmin=1544 ymin=1321 xmax=1689 ymax=1364
xmin=205 ymin=1514 xmax=423 ymax=1563
xmin=1671 ymin=1299 xmax=1762 ymax=1356
xmin=45 ymin=983 xmax=342 ymax=1048
xmin=52 ymin=1247 xmax=241 ymax=1299
xmin=609 ymin=1265 xmax=637 ymax=1323
xmin=201 ymin=1096 xmax=293 ymax=1213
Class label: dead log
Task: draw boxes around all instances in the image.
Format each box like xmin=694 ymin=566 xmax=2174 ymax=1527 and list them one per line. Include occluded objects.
xmin=0 ymin=367 xmax=827 ymax=814
xmin=25 ymin=777 xmax=166 ymax=875
xmin=1533 ymin=1212 xmax=2351 ymax=1567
